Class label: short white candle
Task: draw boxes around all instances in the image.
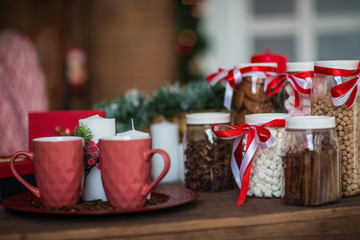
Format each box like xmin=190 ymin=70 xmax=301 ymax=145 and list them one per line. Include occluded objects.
xmin=116 ymin=119 xmax=150 ymax=140
xmin=151 ymin=120 xmax=179 ymax=182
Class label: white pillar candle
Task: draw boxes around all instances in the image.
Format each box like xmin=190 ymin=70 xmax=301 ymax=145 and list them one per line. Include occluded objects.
xmin=79 ymin=114 xmax=116 ymax=142
xmin=178 ymin=143 xmax=185 ymax=182
xmin=79 ymin=114 xmax=116 ymax=201
xmin=151 ymin=120 xmax=179 ymax=182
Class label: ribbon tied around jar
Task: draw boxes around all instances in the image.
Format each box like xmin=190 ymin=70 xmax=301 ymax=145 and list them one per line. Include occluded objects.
xmin=206 ymin=67 xmax=241 ymax=110
xmin=314 ymin=62 xmax=360 ymax=109
xmin=264 ymin=71 xmax=313 ymax=107
xmin=212 ymin=119 xmax=285 ymax=206
xmin=207 ymin=66 xmax=277 ymax=110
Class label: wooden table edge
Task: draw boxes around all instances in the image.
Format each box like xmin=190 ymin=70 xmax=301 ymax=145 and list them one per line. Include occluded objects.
xmin=2 ymin=204 xmax=359 ymax=240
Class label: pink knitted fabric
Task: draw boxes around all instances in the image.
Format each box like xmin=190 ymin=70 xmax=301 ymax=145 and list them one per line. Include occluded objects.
xmin=0 ymin=29 xmax=48 ymax=156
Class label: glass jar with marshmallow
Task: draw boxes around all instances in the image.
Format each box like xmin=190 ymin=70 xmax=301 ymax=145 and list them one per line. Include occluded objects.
xmin=244 ymin=113 xmax=289 ymax=198
xmin=282 ymin=62 xmax=314 ymax=116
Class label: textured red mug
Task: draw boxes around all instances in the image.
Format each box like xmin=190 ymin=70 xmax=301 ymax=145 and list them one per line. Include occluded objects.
xmin=10 ymin=136 xmax=84 ymax=207
xmin=99 ymin=137 xmax=170 ymax=209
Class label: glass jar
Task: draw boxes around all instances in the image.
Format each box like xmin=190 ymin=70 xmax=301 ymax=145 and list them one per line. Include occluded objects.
xmin=283 ymin=62 xmax=313 ymax=116
xmin=233 ymin=63 xmax=278 ymax=125
xmin=244 ymin=113 xmax=289 ymax=198
xmin=312 ymin=60 xmax=360 ymax=197
xmin=282 ymin=116 xmax=340 ymax=206
xmin=183 ymin=112 xmax=233 ymax=192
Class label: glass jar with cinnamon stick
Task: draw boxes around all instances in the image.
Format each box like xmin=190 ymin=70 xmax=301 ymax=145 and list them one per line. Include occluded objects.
xmin=282 ymin=116 xmax=340 ymax=206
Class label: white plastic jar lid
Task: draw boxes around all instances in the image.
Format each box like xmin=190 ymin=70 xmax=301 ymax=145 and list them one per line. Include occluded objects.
xmin=245 ymin=113 xmax=290 ymax=125
xmin=314 ymin=60 xmax=359 ymax=70
xmin=238 ymin=62 xmax=277 ymax=68
xmin=285 ymin=116 xmax=335 ymax=129
xmin=186 ymin=112 xmax=230 ymax=124
xmin=287 ymin=62 xmax=314 ymax=72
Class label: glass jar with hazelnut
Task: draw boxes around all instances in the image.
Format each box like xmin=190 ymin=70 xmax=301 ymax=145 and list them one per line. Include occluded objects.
xmin=312 ymin=60 xmax=360 ymax=197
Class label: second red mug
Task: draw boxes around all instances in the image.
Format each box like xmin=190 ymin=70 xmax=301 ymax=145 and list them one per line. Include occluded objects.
xmin=99 ymin=136 xmax=170 ymax=209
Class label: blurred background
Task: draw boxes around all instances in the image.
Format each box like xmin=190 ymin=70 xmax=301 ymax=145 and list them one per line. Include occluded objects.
xmin=0 ymin=0 xmax=359 ymax=111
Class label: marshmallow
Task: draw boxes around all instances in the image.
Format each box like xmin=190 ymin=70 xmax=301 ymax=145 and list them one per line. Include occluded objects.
xmin=273 ymin=190 xmax=282 ymax=198
xmin=265 ymin=175 xmax=273 ymax=183
xmin=258 ymin=171 xmax=265 ymax=180
xmin=264 ymin=159 xmax=271 ymax=167
xmin=264 ymin=190 xmax=273 ymax=198
xmin=284 ymin=99 xmax=292 ymax=111
xmin=272 ymin=177 xmax=280 ymax=186
xmin=271 ymin=185 xmax=280 ymax=191
xmin=274 ymin=156 xmax=282 ymax=164
xmin=288 ymin=95 xmax=295 ymax=104
xmin=247 ymin=127 xmax=285 ymax=198
xmin=273 ymin=170 xmax=281 ymax=179
xmin=260 ymin=185 xmax=267 ymax=193
xmin=285 ymin=84 xmax=294 ymax=95
xmin=265 ymin=168 xmax=273 ymax=177
xmin=270 ymin=163 xmax=277 ymax=171
xmin=254 ymin=187 xmax=263 ymax=197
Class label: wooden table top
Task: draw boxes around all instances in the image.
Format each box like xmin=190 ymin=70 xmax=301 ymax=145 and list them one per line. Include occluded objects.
xmin=1 ymin=182 xmax=360 ymax=240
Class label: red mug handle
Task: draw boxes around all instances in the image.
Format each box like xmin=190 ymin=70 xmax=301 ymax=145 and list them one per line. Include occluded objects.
xmin=10 ymin=151 xmax=40 ymax=198
xmin=141 ymin=149 xmax=170 ymax=197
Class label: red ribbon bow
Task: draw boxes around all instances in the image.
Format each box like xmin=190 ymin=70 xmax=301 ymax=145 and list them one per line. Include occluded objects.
xmin=264 ymin=71 xmax=313 ymax=107
xmin=212 ymin=119 xmax=285 ymax=206
xmin=206 ymin=68 xmax=242 ymax=110
xmin=206 ymin=66 xmax=277 ymax=110
xmin=206 ymin=67 xmax=241 ymax=90
xmin=314 ymin=63 xmax=360 ymax=109
xmin=240 ymin=65 xmax=277 ymax=77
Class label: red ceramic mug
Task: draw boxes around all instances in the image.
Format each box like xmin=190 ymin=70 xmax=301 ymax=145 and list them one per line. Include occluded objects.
xmin=99 ymin=136 xmax=170 ymax=209
xmin=10 ymin=136 xmax=84 ymax=207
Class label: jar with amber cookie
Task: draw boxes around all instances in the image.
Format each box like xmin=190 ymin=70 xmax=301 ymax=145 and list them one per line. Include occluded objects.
xmin=233 ymin=63 xmax=279 ymax=125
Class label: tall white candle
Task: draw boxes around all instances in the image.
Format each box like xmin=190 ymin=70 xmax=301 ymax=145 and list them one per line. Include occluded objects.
xmin=79 ymin=114 xmax=116 ymax=201
xmin=151 ymin=120 xmax=179 ymax=182
xmin=178 ymin=143 xmax=185 ymax=182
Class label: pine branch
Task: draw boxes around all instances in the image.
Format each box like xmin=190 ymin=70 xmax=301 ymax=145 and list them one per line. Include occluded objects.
xmin=74 ymin=124 xmax=94 ymax=147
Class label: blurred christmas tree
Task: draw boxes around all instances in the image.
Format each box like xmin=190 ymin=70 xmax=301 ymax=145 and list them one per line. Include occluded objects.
xmin=145 ymin=84 xmax=184 ymax=120
xmin=94 ymin=80 xmax=225 ymax=133
xmin=94 ymin=90 xmax=150 ymax=133
xmin=175 ymin=0 xmax=207 ymax=84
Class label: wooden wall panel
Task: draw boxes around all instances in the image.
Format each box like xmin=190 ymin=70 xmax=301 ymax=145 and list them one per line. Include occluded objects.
xmin=0 ymin=0 xmax=177 ymax=109
xmin=88 ymin=0 xmax=177 ymax=104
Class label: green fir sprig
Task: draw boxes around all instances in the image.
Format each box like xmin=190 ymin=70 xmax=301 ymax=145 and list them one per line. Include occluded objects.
xmin=74 ymin=124 xmax=98 ymax=176
xmin=74 ymin=124 xmax=94 ymax=147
